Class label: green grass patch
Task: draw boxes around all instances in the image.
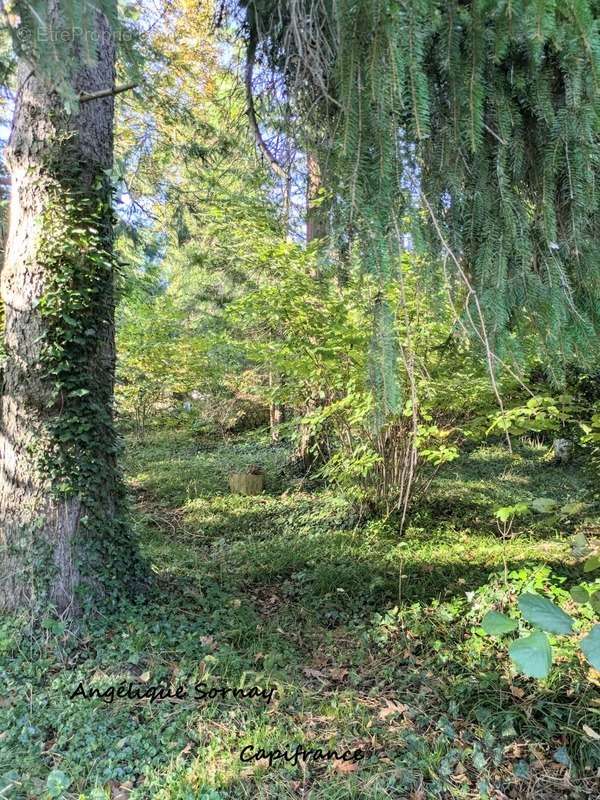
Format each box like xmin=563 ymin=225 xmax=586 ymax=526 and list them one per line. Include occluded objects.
xmin=1 ymin=429 xmax=599 ymax=799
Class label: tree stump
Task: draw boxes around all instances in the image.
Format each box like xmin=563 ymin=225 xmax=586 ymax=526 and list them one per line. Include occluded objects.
xmin=228 ymin=467 xmax=264 ymax=495
xmin=553 ymin=438 xmax=574 ymax=463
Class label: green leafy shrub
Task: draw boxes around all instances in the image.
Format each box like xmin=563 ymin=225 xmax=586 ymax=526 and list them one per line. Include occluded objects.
xmin=487 ymin=394 xmax=580 ymax=439
xmin=478 ymin=531 xmax=600 ymax=679
xmin=227 ymin=252 xmax=467 ymax=519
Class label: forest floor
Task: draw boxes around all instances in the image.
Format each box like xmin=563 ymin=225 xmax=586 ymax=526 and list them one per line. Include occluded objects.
xmin=2 ymin=427 xmax=600 ymax=799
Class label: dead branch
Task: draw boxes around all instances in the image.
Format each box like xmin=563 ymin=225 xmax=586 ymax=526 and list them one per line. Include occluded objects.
xmin=245 ymin=31 xmax=287 ymax=180
xmin=79 ymin=82 xmax=137 ymax=103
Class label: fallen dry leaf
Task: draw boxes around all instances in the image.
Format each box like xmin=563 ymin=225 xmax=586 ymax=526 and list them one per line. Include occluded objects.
xmin=587 ymin=668 xmax=600 ymax=686
xmin=329 ymin=667 xmax=348 ymax=681
xmin=582 ymin=724 xmax=600 ymax=740
xmin=179 ymin=742 xmax=194 ymax=756
xmin=302 ymin=667 xmax=328 ymax=681
xmin=109 ymin=781 xmax=132 ymax=800
xmin=529 ymin=745 xmax=545 ymax=761
xmin=332 ymin=759 xmax=358 ymax=773
xmin=379 ymin=699 xmax=409 ymax=720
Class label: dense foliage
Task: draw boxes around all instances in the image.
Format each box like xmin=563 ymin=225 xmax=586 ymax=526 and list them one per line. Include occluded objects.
xmin=2 ymin=430 xmax=600 ymax=798
xmin=1 ymin=2 xmax=600 ymax=797
xmin=242 ymin=0 xmax=600 ymax=381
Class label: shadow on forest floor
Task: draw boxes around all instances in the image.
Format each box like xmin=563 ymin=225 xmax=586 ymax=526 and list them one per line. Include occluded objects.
xmin=2 ymin=427 xmax=598 ymax=800
xmin=127 ymin=429 xmax=588 ymax=609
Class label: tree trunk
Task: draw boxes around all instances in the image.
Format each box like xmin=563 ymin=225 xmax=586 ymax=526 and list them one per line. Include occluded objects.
xmin=297 ymin=151 xmax=328 ymax=470
xmin=0 ymin=7 xmax=142 ymax=619
xmin=306 ymin=151 xmax=328 ymax=246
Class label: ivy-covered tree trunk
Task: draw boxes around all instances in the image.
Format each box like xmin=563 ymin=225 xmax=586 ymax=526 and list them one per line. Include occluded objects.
xmin=0 ymin=9 xmax=141 ymax=618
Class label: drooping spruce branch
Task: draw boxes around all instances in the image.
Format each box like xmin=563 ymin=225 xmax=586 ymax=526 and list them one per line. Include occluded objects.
xmin=238 ymin=0 xmax=600 ymax=389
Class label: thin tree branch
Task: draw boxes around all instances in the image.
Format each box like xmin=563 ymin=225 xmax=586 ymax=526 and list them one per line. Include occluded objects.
xmin=79 ymin=82 xmax=137 ymax=103
xmin=245 ymin=31 xmax=287 ymax=179
xmin=483 ymin=122 xmax=507 ymax=146
xmin=420 ymin=191 xmax=533 ymax=453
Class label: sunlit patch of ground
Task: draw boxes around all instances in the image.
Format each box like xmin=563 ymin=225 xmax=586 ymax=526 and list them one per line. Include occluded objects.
xmin=1 ymin=427 xmax=598 ymax=799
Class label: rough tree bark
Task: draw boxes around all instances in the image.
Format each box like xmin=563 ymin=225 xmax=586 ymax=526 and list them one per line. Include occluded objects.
xmin=0 ymin=6 xmax=141 ymax=618
xmin=297 ymin=151 xmax=328 ymax=470
xmin=306 ymin=151 xmax=328 ymax=246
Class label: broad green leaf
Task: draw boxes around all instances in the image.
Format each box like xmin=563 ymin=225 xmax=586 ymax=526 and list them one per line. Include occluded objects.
xmin=482 ymin=611 xmax=518 ymax=636
xmin=570 ymin=585 xmax=589 ymax=604
xmin=580 ymin=626 xmax=600 ymax=671
xmin=572 ymin=531 xmax=590 ymax=558
xmin=518 ymin=593 xmax=574 ymax=635
xmin=584 ymin=555 xmax=600 ymax=573
xmin=494 ymin=506 xmax=513 ymax=522
xmin=590 ymin=591 xmax=600 ymax=615
xmin=561 ymin=501 xmax=587 ymax=516
xmin=508 ymin=631 xmax=552 ymax=678
xmin=46 ymin=770 xmax=71 ymax=798
xmin=553 ymin=746 xmax=570 ymax=766
xmin=531 ymin=497 xmax=557 ymax=513
xmin=494 ymin=503 xmax=529 ymax=522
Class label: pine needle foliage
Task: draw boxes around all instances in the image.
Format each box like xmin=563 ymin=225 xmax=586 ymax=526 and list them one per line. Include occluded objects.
xmin=240 ymin=0 xmax=600 ymax=388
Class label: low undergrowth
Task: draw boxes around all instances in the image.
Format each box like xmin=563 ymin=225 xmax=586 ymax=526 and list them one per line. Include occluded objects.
xmin=1 ymin=427 xmax=599 ymax=799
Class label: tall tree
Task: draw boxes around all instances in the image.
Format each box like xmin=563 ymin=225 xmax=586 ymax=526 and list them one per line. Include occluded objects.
xmin=0 ymin=1 xmax=141 ymax=618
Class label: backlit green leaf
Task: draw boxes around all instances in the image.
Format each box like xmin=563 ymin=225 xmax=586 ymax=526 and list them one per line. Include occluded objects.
xmin=584 ymin=555 xmax=600 ymax=573
xmin=482 ymin=611 xmax=518 ymax=636
xmin=508 ymin=631 xmax=552 ymax=678
xmin=580 ymin=626 xmax=600 ymax=671
xmin=518 ymin=593 xmax=574 ymax=635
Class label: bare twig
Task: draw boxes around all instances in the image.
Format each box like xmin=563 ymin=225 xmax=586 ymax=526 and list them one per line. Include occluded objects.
xmin=79 ymin=82 xmax=137 ymax=103
xmin=483 ymin=122 xmax=507 ymax=145
xmin=245 ymin=31 xmax=287 ymax=179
